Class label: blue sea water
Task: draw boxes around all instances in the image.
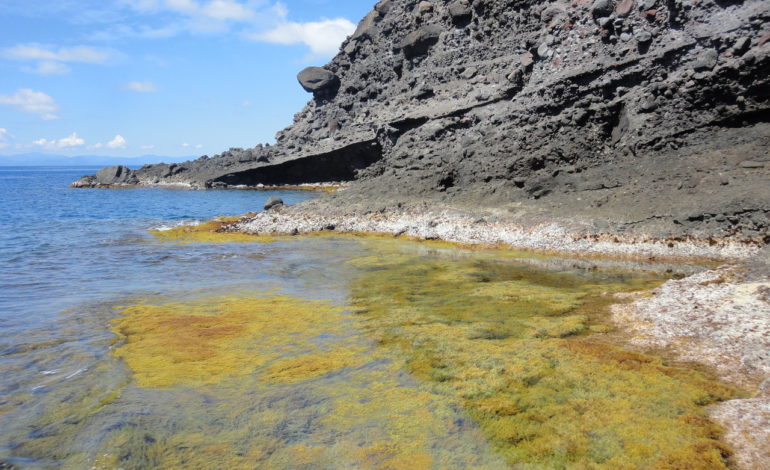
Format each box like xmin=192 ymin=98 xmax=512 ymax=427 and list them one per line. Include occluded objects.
xmin=0 ymin=167 xmax=316 ymax=333
xmin=0 ymin=166 xmax=515 ymax=469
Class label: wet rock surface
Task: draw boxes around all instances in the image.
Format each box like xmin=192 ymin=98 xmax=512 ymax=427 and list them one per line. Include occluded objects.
xmin=73 ymin=0 xmax=770 ymax=242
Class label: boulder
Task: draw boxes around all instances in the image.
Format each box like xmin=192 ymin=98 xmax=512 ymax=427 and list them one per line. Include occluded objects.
xmin=448 ymin=0 xmax=472 ymax=25
xmin=297 ymin=67 xmax=339 ymax=93
xmin=591 ymin=0 xmax=616 ymax=18
xmin=374 ymin=0 xmax=393 ymax=14
xmin=95 ymin=165 xmax=135 ymax=185
xmin=692 ymin=49 xmax=718 ymax=71
xmin=264 ymin=196 xmax=284 ymax=211
xmin=614 ymin=0 xmax=634 ymax=17
xmin=635 ymin=30 xmax=653 ymax=43
xmin=352 ymin=10 xmax=381 ymax=41
xmin=398 ymin=24 xmax=443 ymax=58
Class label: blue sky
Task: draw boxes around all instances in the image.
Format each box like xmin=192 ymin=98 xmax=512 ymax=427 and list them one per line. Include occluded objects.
xmin=0 ymin=0 xmax=371 ymax=157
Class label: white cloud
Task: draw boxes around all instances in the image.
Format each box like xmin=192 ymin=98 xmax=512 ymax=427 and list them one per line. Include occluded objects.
xmin=181 ymin=142 xmax=191 ymax=147
xmin=2 ymin=44 xmax=117 ymax=63
xmin=166 ymin=0 xmax=198 ymax=13
xmin=33 ymin=132 xmax=86 ymax=150
xmin=125 ymin=0 xmax=254 ymax=20
xmin=124 ymin=81 xmax=159 ymax=93
xmin=2 ymin=44 xmax=119 ymax=75
xmin=0 ymin=128 xmax=9 ymax=149
xmin=250 ymin=16 xmax=355 ymax=56
xmin=195 ymin=144 xmax=203 ymax=149
xmin=107 ymin=135 xmax=128 ymax=149
xmin=241 ymin=100 xmax=252 ymax=107
xmin=202 ymin=0 xmax=253 ymax=20
xmin=23 ymin=61 xmax=72 ymax=75
xmin=58 ymin=132 xmax=85 ymax=148
xmin=119 ymin=0 xmax=354 ymax=57
xmin=141 ymin=144 xmax=156 ymax=150
xmin=0 ymin=89 xmax=59 ymax=120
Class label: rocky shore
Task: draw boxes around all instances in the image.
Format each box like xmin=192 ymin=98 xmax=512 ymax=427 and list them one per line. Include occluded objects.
xmin=71 ymin=0 xmax=769 ymax=466
xmin=72 ymin=0 xmax=769 ymax=242
xmin=218 ymin=198 xmax=770 ymax=470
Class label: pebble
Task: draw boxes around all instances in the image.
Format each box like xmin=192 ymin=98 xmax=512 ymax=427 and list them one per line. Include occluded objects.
xmin=537 ymin=42 xmax=550 ymax=58
xmin=635 ymin=30 xmax=653 ymax=43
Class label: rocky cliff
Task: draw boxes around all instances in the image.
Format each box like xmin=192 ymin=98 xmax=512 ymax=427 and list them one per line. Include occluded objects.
xmin=74 ymin=0 xmax=770 ymax=241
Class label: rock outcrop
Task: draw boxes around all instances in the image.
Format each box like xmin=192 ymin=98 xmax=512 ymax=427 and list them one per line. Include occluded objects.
xmin=74 ymin=0 xmax=770 ymax=241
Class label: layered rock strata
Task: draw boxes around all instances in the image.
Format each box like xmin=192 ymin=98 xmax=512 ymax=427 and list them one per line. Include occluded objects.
xmin=73 ymin=0 xmax=770 ymax=240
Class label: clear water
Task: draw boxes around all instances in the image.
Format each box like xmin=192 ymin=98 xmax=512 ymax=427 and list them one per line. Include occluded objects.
xmin=0 ymin=168 xmax=728 ymax=470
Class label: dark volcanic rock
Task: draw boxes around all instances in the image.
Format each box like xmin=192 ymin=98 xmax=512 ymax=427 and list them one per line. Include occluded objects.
xmin=96 ymin=165 xmax=134 ymax=185
xmin=75 ymin=0 xmax=770 ymax=242
xmin=264 ymin=196 xmax=284 ymax=211
xmin=448 ymin=0 xmax=472 ymax=25
xmin=297 ymin=67 xmax=339 ymax=94
xmin=397 ymin=24 xmax=443 ymax=58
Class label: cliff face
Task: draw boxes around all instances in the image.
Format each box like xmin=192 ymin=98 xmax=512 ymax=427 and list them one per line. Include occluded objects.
xmin=74 ymin=0 xmax=770 ymax=241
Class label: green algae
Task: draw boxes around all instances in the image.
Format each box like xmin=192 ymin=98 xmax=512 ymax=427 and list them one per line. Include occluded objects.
xmin=6 ymin=237 xmax=740 ymax=469
xmin=346 ymin=240 xmax=739 ymax=469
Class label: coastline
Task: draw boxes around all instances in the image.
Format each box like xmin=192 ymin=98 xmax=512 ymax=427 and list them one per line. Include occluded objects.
xmin=232 ymin=200 xmax=765 ymax=261
xmin=225 ymin=200 xmax=769 ymax=470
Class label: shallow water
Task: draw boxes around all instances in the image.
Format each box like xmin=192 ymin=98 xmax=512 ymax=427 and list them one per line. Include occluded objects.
xmin=0 ymin=168 xmax=737 ymax=469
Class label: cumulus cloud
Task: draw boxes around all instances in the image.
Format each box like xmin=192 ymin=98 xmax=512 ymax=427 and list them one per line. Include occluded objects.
xmin=246 ymin=4 xmax=354 ymax=57
xmin=107 ymin=135 xmax=128 ymax=149
xmin=0 ymin=89 xmax=59 ymax=120
xmin=253 ymin=17 xmax=355 ymax=56
xmin=33 ymin=132 xmax=86 ymax=150
xmin=90 ymin=135 xmax=128 ymax=150
xmin=124 ymin=81 xmax=159 ymax=92
xmin=2 ymin=44 xmax=118 ymax=75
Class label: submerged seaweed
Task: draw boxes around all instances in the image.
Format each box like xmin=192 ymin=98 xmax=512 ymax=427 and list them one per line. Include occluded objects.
xmin=4 ymin=236 xmax=740 ymax=469
xmin=346 ymin=239 xmax=739 ymax=469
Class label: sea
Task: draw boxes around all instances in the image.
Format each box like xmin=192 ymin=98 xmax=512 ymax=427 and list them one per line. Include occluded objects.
xmin=0 ymin=167 xmax=721 ymax=470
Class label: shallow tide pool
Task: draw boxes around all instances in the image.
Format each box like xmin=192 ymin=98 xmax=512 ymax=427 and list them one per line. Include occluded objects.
xmin=0 ymin=168 xmax=739 ymax=469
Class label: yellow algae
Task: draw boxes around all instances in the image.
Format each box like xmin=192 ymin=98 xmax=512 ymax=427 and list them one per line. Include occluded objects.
xmin=149 ymin=216 xmax=277 ymax=244
xmin=111 ymin=293 xmax=350 ymax=387
xmin=346 ymin=245 xmax=740 ymax=469
xmin=13 ymin=237 xmax=739 ymax=470
xmin=260 ymin=348 xmax=366 ymax=384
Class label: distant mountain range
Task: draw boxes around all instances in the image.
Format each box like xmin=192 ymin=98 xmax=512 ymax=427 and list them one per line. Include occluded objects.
xmin=0 ymin=153 xmax=193 ymax=167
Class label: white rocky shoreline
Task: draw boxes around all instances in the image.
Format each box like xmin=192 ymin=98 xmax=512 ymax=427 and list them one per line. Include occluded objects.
xmin=229 ymin=201 xmax=769 ymax=470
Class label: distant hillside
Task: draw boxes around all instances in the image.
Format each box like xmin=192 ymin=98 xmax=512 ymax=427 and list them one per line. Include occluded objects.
xmin=0 ymin=153 xmax=193 ymax=167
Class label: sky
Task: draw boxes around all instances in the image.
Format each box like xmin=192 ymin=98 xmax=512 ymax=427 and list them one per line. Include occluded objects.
xmin=0 ymin=0 xmax=371 ymax=158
